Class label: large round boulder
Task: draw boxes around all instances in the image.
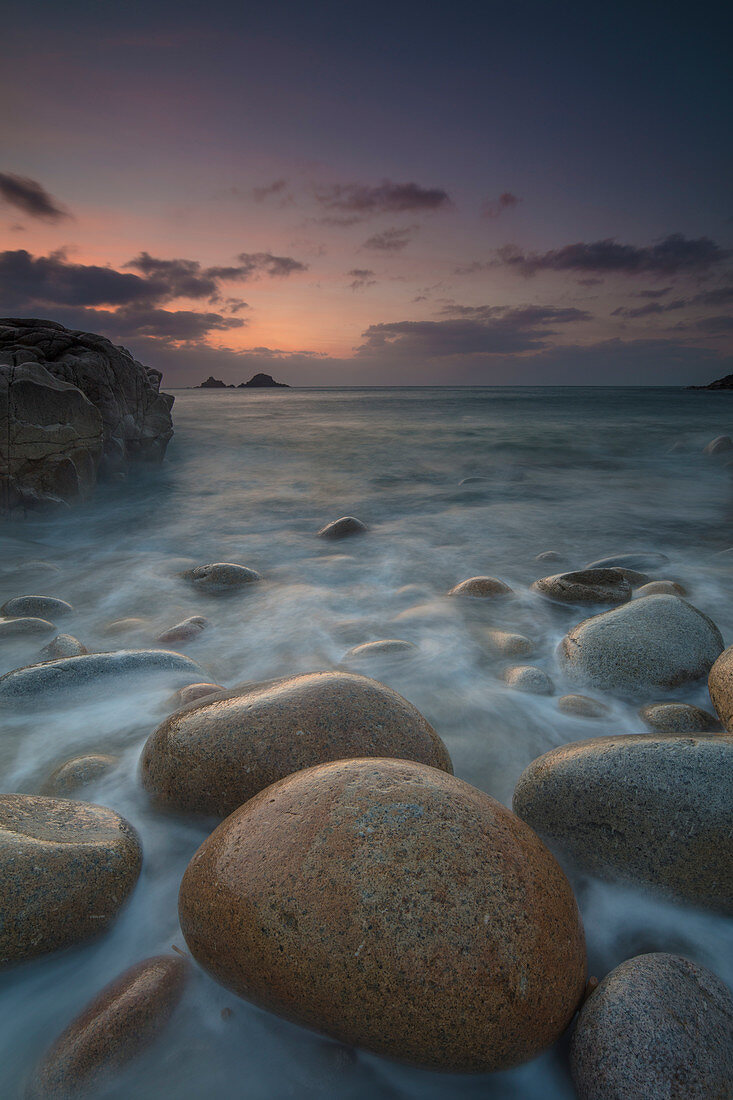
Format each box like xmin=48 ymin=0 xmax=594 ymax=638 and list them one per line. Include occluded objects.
xmin=570 ymin=953 xmax=733 ymax=1099
xmin=531 ymin=569 xmax=631 ymax=605
xmin=513 ymin=734 xmax=733 ymax=913
xmin=141 ymin=671 xmax=452 ymax=816
xmin=708 ymin=645 xmax=733 ymax=731
xmin=27 ymin=955 xmax=188 ymax=1099
xmin=557 ymin=595 xmax=724 ymax=695
xmin=0 ymin=795 xmax=142 ymax=964
xmin=178 ymin=757 xmax=587 ymax=1072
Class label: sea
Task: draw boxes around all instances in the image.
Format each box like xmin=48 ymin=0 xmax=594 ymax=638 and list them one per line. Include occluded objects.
xmin=1 ymin=386 xmax=732 ymax=1098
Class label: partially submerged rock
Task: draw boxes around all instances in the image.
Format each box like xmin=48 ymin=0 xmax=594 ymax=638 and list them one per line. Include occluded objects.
xmin=557 ymin=694 xmax=610 ymax=719
xmin=448 ymin=576 xmax=513 ymax=598
xmin=704 ymin=435 xmax=733 ymax=456
xmin=485 ymin=629 xmax=535 ymax=658
xmin=639 ymin=702 xmax=721 ymax=733
xmin=141 ymin=671 xmax=452 ymax=816
xmin=40 ymin=754 xmax=120 ymax=796
xmin=585 ymin=552 xmax=669 ymax=572
xmin=503 ymin=665 xmax=554 ymax=695
xmin=707 ymin=646 xmax=733 ymax=731
xmin=156 ymin=616 xmax=208 ymax=645
xmin=570 ymin=953 xmax=733 ymax=1100
xmin=0 ymin=795 xmax=142 ymax=964
xmin=181 ymin=563 xmax=261 ymax=593
xmin=0 ymin=617 xmax=56 ymax=639
xmin=38 ymin=633 xmax=88 ymax=660
xmin=1 ymin=595 xmax=73 ymax=618
xmin=532 ymin=569 xmax=631 ymax=606
xmin=634 ymin=580 xmax=686 ymax=597
xmin=513 ymin=734 xmax=733 ymax=913
xmin=317 ymin=516 xmax=368 ymax=539
xmin=341 ymin=639 xmax=416 ymax=662
xmin=178 ymin=757 xmax=587 ymax=1072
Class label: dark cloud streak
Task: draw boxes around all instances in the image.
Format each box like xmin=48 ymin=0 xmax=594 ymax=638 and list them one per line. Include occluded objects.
xmin=0 ymin=172 xmax=70 ymax=221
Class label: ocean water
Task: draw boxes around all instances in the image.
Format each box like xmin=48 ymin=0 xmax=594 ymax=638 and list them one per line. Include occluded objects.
xmin=1 ymin=385 xmax=732 ymax=1098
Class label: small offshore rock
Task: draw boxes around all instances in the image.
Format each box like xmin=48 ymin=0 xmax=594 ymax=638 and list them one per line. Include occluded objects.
xmin=513 ymin=733 xmax=733 ymax=913
xmin=485 ymin=630 xmax=534 ymax=658
xmin=39 ymin=634 xmax=88 ymax=660
xmin=27 ymin=955 xmax=189 ymax=1100
xmin=0 ymin=616 xmax=56 ymax=639
xmin=634 ymin=579 xmax=686 ymax=597
xmin=570 ymin=953 xmax=733 ymax=1100
xmin=448 ymin=576 xmax=513 ymax=598
xmin=532 ymin=569 xmax=631 ymax=605
xmin=178 ymin=757 xmax=587 ymax=1072
xmin=342 ymin=639 xmax=417 ymax=662
xmin=1 ymin=595 xmax=73 ymax=619
xmin=156 ymin=616 xmax=208 ymax=645
xmin=141 ymin=670 xmax=452 ymax=817
xmin=585 ymin=552 xmax=669 ymax=571
xmin=0 ymin=650 xmax=208 ymax=708
xmin=504 ymin=665 xmax=554 ymax=695
xmin=174 ymin=681 xmax=225 ymax=706
xmin=707 ymin=645 xmax=733 ymax=731
xmin=704 ymin=434 xmax=733 ymax=456
xmin=40 ymin=754 xmax=120 ymax=796
xmin=0 ymin=795 xmax=142 ymax=964
xmin=181 ymin=563 xmax=262 ymax=593
xmin=639 ymin=702 xmax=721 ymax=733
xmin=557 ymin=594 xmax=724 ymax=695
xmin=557 ymin=694 xmax=610 ymax=719
xmin=317 ymin=516 xmax=368 ymax=539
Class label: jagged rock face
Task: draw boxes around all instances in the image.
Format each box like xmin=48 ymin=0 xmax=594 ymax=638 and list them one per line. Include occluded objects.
xmin=0 ymin=318 xmax=174 ymax=510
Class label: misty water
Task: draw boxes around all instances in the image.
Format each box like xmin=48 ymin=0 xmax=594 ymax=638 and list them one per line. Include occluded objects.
xmin=1 ymin=385 xmax=732 ymax=1098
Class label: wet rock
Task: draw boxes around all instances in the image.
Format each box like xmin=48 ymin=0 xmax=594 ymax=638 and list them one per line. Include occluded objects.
xmin=532 ymin=569 xmax=631 ymax=606
xmin=156 ymin=615 xmax=208 ymax=645
xmin=0 ymin=649 xmax=208 ymax=708
xmin=141 ymin=670 xmax=452 ymax=817
xmin=459 ymin=475 xmax=489 ymax=485
xmin=609 ymin=566 xmax=650 ymax=586
xmin=707 ymin=646 xmax=733 ymax=731
xmin=39 ymin=634 xmax=88 ymax=660
xmin=513 ymin=733 xmax=733 ymax=913
xmin=634 ymin=580 xmax=686 ymax=597
xmin=557 ymin=694 xmax=610 ymax=719
xmin=1 ymin=595 xmax=73 ymax=618
xmin=103 ymin=617 xmax=149 ymax=636
xmin=181 ymin=563 xmax=261 ymax=593
xmin=585 ymin=552 xmax=669 ymax=572
xmin=0 ymin=795 xmax=142 ymax=964
xmin=27 ymin=955 xmax=189 ymax=1099
xmin=557 ymin=595 xmax=724 ymax=695
xmin=173 ymin=682 xmax=225 ymax=706
xmin=0 ymin=617 xmax=56 ymax=639
xmin=448 ymin=576 xmax=513 ymax=598
xmin=570 ymin=953 xmax=733 ymax=1100
xmin=639 ymin=702 xmax=721 ymax=733
xmin=504 ymin=665 xmax=554 ymax=695
xmin=485 ymin=630 xmax=535 ymax=658
xmin=40 ymin=754 xmax=120 ymax=796
xmin=178 ymin=757 xmax=587 ymax=1072
xmin=704 ymin=435 xmax=733 ymax=456
xmin=342 ymin=639 xmax=417 ymax=662
xmin=535 ymin=550 xmax=564 ymax=563
xmin=317 ymin=516 xmax=368 ymax=539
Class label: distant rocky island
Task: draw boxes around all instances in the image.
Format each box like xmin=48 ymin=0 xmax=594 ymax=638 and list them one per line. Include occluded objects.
xmin=197 ymin=373 xmax=289 ymax=389
xmin=688 ymin=373 xmax=733 ymax=390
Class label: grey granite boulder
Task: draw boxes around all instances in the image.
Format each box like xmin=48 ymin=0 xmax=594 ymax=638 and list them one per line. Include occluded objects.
xmin=513 ymin=733 xmax=733 ymax=913
xmin=556 ymin=694 xmax=610 ymax=719
xmin=181 ymin=563 xmax=261 ymax=593
xmin=639 ymin=701 xmax=721 ymax=733
xmin=39 ymin=634 xmax=88 ymax=659
xmin=1 ymin=595 xmax=73 ymax=618
xmin=503 ymin=665 xmax=554 ymax=695
xmin=0 ymin=617 xmax=56 ymax=639
xmin=570 ymin=953 xmax=733 ymax=1099
xmin=532 ymin=568 xmax=631 ymax=606
xmin=557 ymin=595 xmax=724 ymax=695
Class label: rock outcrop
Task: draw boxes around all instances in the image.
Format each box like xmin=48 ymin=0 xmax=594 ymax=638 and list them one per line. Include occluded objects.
xmin=239 ymin=373 xmax=289 ymax=387
xmin=0 ymin=318 xmax=174 ymax=511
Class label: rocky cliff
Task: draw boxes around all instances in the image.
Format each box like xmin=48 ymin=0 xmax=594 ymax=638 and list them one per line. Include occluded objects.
xmin=0 ymin=318 xmax=174 ymax=512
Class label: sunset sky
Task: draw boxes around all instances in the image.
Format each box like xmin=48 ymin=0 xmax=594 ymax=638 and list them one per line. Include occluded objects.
xmin=2 ymin=0 xmax=731 ymax=385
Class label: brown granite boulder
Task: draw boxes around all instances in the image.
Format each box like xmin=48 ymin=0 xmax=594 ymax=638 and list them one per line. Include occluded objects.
xmin=448 ymin=576 xmax=513 ymax=598
xmin=532 ymin=569 xmax=631 ymax=605
xmin=26 ymin=955 xmax=188 ymax=1099
xmin=156 ymin=615 xmax=208 ymax=645
xmin=513 ymin=734 xmax=733 ymax=913
xmin=0 ymin=795 xmax=142 ymax=964
xmin=40 ymin=754 xmax=120 ymax=796
xmin=557 ymin=694 xmax=610 ymax=719
xmin=570 ymin=953 xmax=733 ymax=1099
xmin=172 ymin=681 xmax=225 ymax=707
xmin=639 ymin=702 xmax=721 ymax=733
xmin=141 ymin=671 xmax=452 ymax=816
xmin=178 ymin=757 xmax=587 ymax=1072
xmin=634 ymin=580 xmax=686 ymax=597
xmin=708 ymin=645 xmax=733 ymax=731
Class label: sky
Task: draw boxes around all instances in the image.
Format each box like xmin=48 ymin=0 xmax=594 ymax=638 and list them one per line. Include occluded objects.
xmin=1 ymin=0 xmax=732 ymax=386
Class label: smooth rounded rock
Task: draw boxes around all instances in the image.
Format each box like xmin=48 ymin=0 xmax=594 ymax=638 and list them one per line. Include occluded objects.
xmin=704 ymin=435 xmax=733 ymax=456
xmin=173 ymin=681 xmax=225 ymax=706
xmin=342 ymin=639 xmax=416 ymax=662
xmin=557 ymin=694 xmax=610 ymax=719
xmin=485 ymin=630 xmax=534 ymax=658
xmin=634 ymin=580 xmax=686 ymax=597
xmin=181 ymin=563 xmax=261 ymax=593
xmin=448 ymin=576 xmax=513 ymax=598
xmin=0 ymin=650 xmax=208 ymax=708
xmin=317 ymin=516 xmax=367 ymax=539
xmin=585 ymin=552 xmax=669 ymax=572
xmin=1 ymin=595 xmax=73 ymax=619
xmin=639 ymin=702 xmax=721 ymax=733
xmin=609 ymin=566 xmax=650 ymax=586
xmin=513 ymin=734 xmax=733 ymax=913
xmin=535 ymin=550 xmax=564 ymax=563
xmin=0 ymin=795 xmax=142 ymax=964
xmin=532 ymin=569 xmax=631 ymax=606
xmin=156 ymin=615 xmax=208 ymax=645
xmin=141 ymin=671 xmax=453 ymax=817
xmin=27 ymin=954 xmax=189 ymax=1099
xmin=40 ymin=754 xmax=120 ymax=796
xmin=570 ymin=953 xmax=733 ymax=1100
xmin=557 ymin=595 xmax=724 ymax=695
xmin=178 ymin=757 xmax=587 ymax=1072
xmin=707 ymin=646 xmax=733 ymax=731
xmin=504 ymin=665 xmax=554 ymax=695
xmin=39 ymin=633 xmax=88 ymax=659
xmin=103 ymin=618 xmax=148 ymax=636
xmin=0 ymin=617 xmax=56 ymax=639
